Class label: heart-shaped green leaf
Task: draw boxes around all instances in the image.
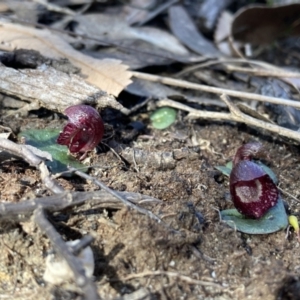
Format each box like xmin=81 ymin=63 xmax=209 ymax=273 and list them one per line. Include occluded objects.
xmin=19 ymin=129 xmax=88 ymax=175
xmin=221 ymin=197 xmax=288 ymax=234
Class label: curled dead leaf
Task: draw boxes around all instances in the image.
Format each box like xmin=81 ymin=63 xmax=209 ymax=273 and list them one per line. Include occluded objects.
xmin=231 ymin=3 xmax=300 ymax=45
xmin=168 ymin=5 xmax=220 ymax=57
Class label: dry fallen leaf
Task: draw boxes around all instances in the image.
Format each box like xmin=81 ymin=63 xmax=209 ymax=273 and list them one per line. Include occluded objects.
xmin=73 ymin=13 xmax=189 ymax=56
xmin=124 ymin=0 xmax=156 ymax=25
xmin=82 ymin=40 xmax=173 ymax=70
xmin=198 ymin=0 xmax=233 ymax=33
xmin=0 ymin=21 xmax=132 ymax=96
xmin=168 ymin=5 xmax=220 ymax=57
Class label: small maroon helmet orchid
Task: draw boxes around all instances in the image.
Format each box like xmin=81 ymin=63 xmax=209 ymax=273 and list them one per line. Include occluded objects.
xmin=230 ymin=143 xmax=278 ymax=219
xmin=57 ymin=104 xmax=104 ymax=160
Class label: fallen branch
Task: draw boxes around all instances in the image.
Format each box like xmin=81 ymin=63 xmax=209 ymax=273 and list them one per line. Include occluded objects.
xmin=0 ymin=190 xmax=161 ymax=222
xmin=0 ymin=64 xmax=129 ymax=115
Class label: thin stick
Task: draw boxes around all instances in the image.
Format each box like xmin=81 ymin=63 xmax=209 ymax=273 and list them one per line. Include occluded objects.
xmin=32 ymin=0 xmax=75 ymax=15
xmin=121 ymin=270 xmax=223 ymax=289
xmin=132 ymin=71 xmax=300 ymax=109
xmin=225 ymin=65 xmax=300 ymax=78
xmin=155 ymin=97 xmax=300 ymax=143
xmin=68 ymin=168 xmax=184 ymax=235
xmin=221 ymin=94 xmax=300 ymax=142
xmin=156 ymin=98 xmax=231 ymax=119
xmin=175 ymin=57 xmax=300 ymax=77
xmin=68 ymin=168 xmax=163 ymax=224
xmin=34 ymin=208 xmax=101 ymax=300
xmin=0 ymin=190 xmax=161 ymax=221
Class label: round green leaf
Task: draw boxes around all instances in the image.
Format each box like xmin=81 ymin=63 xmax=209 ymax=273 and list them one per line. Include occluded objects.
xmin=150 ymin=107 xmax=177 ymax=129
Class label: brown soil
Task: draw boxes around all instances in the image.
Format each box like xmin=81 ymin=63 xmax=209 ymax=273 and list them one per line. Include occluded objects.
xmin=1 ymin=109 xmax=300 ymax=300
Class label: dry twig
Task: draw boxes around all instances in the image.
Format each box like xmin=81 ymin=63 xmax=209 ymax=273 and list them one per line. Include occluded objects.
xmin=32 ymin=0 xmax=76 ymax=15
xmin=34 ymin=208 xmax=101 ymax=300
xmin=224 ymin=65 xmax=300 ymax=78
xmin=155 ymin=96 xmax=300 ymax=143
xmin=0 ymin=190 xmax=161 ymax=222
xmin=132 ymin=71 xmax=300 ymax=109
xmin=121 ymin=270 xmax=223 ymax=289
xmin=68 ymin=167 xmax=174 ymax=230
xmin=176 ymin=57 xmax=300 ymax=78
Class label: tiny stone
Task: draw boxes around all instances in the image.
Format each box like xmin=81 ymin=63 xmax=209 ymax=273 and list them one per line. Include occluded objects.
xmin=169 ymin=260 xmax=175 ymax=267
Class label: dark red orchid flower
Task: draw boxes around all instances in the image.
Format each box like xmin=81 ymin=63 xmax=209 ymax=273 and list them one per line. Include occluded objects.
xmin=57 ymin=105 xmax=104 ymax=160
xmin=230 ymin=143 xmax=278 ymax=219
xmin=232 ymin=142 xmax=264 ymax=166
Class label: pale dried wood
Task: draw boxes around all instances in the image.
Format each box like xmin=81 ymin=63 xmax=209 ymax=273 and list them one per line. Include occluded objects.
xmin=0 ymin=64 xmax=129 ymax=114
xmin=0 ymin=21 xmax=132 ymax=96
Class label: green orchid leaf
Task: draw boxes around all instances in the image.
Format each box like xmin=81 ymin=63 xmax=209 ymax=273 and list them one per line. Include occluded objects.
xmin=226 ymin=161 xmax=233 ymax=170
xmin=215 ymin=160 xmax=278 ymax=184
xmin=255 ymin=161 xmax=278 ymax=184
xmin=215 ymin=166 xmax=231 ymax=177
xmin=150 ymin=107 xmax=177 ymax=129
xmin=19 ymin=129 xmax=88 ymax=175
xmin=221 ymin=197 xmax=288 ymax=234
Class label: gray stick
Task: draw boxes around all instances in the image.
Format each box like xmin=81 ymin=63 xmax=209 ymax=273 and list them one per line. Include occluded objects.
xmin=34 ymin=207 xmax=101 ymax=300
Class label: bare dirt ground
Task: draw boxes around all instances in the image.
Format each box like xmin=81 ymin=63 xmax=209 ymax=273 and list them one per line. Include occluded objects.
xmin=1 ymin=108 xmax=300 ymax=300
xmin=1 ymin=1 xmax=300 ymax=300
